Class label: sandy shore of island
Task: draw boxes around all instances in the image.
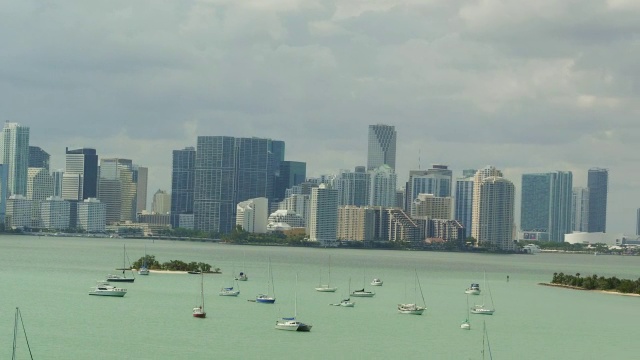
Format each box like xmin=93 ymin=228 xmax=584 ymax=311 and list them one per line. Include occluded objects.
xmin=136 ymin=269 xmax=222 ymax=275
xmin=538 ymin=282 xmax=640 ymax=297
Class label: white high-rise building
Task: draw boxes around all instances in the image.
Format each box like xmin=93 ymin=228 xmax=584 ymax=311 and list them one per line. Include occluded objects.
xmin=151 ymin=189 xmax=171 ymax=214
xmin=236 ymin=197 xmax=268 ymax=233
xmin=41 ymin=197 xmax=70 ymax=230
xmin=572 ymin=187 xmax=589 ymax=232
xmin=27 ymin=167 xmax=54 ymax=228
xmin=278 ymin=194 xmax=310 ymax=226
xmin=471 ymin=166 xmax=503 ymax=241
xmin=309 ymin=184 xmax=339 ymax=246
xmin=267 ymin=209 xmax=305 ymax=228
xmin=77 ymin=198 xmax=106 ymax=232
xmin=367 ymin=124 xmax=396 ymax=171
xmin=5 ymin=195 xmax=31 ymax=229
xmin=368 ymin=165 xmax=397 ymax=207
xmin=474 ymin=176 xmax=516 ymax=251
xmin=0 ymin=122 xmax=30 ymax=196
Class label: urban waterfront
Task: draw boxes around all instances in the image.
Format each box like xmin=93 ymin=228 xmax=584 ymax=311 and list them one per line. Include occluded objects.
xmin=3 ymin=235 xmax=638 ymax=359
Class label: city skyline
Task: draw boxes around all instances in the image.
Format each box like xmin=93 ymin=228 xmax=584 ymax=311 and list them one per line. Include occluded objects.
xmin=2 ymin=2 xmax=639 ymax=233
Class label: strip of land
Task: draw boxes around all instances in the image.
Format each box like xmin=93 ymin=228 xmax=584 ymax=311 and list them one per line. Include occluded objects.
xmin=539 ymin=282 xmax=640 ymax=297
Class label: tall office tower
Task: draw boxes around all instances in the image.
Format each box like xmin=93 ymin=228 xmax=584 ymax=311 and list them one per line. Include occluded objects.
xmin=77 ymin=198 xmax=106 ymax=232
xmin=133 ymin=165 xmax=148 ymax=213
xmin=410 ymin=193 xmax=453 ymax=220
xmin=587 ymin=168 xmax=608 ymax=233
xmin=335 ymin=168 xmax=369 ymax=206
xmin=367 ymin=124 xmax=396 ymax=171
xmin=405 ymin=165 xmax=453 ymax=211
xmin=520 ymin=171 xmax=573 ymax=242
xmin=27 ymin=167 xmax=54 ymax=227
xmin=275 ymin=161 xmax=306 ymax=202
xmin=308 ymin=184 xmax=338 ymax=246
xmin=474 ymin=176 xmax=516 ymax=250
xmin=455 ymin=173 xmax=475 ymax=238
xmin=170 ymin=146 xmax=196 ymax=228
xmin=63 ymin=148 xmax=98 ymax=200
xmin=0 ymin=164 xmax=7 ymax=221
xmin=236 ymin=197 xmax=268 ymax=233
xmin=151 ymin=189 xmax=171 ymax=214
xmin=471 ymin=166 xmax=503 ymax=241
xmin=98 ymin=158 xmax=136 ymax=224
xmin=40 ymin=197 xmax=70 ymax=230
xmin=193 ymin=137 xmax=281 ymax=234
xmin=337 ymin=205 xmax=377 ymax=242
xmin=0 ymin=122 xmax=30 ymax=196
xmin=368 ymin=165 xmax=397 ymax=207
xmin=572 ymin=187 xmax=590 ymax=232
xmin=28 ymin=146 xmax=50 ymax=170
xmin=52 ymin=170 xmax=64 ymax=197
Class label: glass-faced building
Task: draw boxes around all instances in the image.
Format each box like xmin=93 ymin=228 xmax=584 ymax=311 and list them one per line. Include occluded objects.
xmin=520 ymin=172 xmax=573 ymax=242
xmin=587 ymin=168 xmax=608 ymax=233
xmin=170 ymin=147 xmax=196 ymax=228
xmin=367 ymin=124 xmax=396 ymax=171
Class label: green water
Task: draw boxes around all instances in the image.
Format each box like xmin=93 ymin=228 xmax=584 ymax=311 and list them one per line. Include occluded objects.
xmin=1 ymin=235 xmax=638 ymax=359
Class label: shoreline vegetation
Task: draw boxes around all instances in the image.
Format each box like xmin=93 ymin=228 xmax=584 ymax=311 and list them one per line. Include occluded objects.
xmin=132 ymin=256 xmax=221 ymax=274
xmin=540 ymin=272 xmax=640 ymax=296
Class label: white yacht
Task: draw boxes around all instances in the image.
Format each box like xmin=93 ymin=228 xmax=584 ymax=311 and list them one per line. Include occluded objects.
xmin=370 ymin=278 xmax=383 ymax=286
xmin=465 ymin=283 xmax=481 ymax=295
xmin=89 ymin=282 xmax=127 ymax=297
xmin=397 ymin=303 xmax=425 ymax=315
xmin=219 ymin=286 xmax=240 ymax=297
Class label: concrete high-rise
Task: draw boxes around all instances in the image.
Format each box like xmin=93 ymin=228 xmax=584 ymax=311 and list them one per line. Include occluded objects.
xmin=133 ymin=165 xmax=148 ymax=213
xmin=308 ymin=184 xmax=338 ymax=246
xmin=471 ymin=166 xmax=503 ymax=241
xmin=367 ymin=124 xmax=396 ymax=171
xmin=193 ymin=136 xmax=281 ymax=234
xmin=335 ymin=168 xmax=369 ymax=207
xmin=587 ymin=168 xmax=608 ymax=233
xmin=368 ymin=165 xmax=397 ymax=207
xmin=474 ymin=176 xmax=516 ymax=250
xmin=28 ymin=146 xmax=50 ymax=170
xmin=236 ymin=197 xmax=268 ymax=233
xmin=571 ymin=187 xmax=589 ymax=232
xmin=0 ymin=122 xmax=30 ymax=196
xmin=405 ymin=165 xmax=453 ymax=212
xmin=152 ymin=189 xmax=171 ymax=214
xmin=455 ymin=171 xmax=475 ymax=238
xmin=98 ymin=158 xmax=136 ymax=224
xmin=0 ymin=165 xmax=7 ymax=221
xmin=520 ymin=171 xmax=573 ymax=242
xmin=27 ymin=167 xmax=54 ymax=227
xmin=170 ymin=147 xmax=196 ymax=228
xmin=63 ymin=148 xmax=98 ymax=200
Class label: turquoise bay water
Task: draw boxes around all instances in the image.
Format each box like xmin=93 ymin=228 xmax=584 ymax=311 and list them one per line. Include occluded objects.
xmin=1 ymin=235 xmax=638 ymax=359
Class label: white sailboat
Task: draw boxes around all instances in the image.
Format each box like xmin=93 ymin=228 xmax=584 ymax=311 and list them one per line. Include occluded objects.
xmin=461 ymin=294 xmax=471 ymax=329
xmin=330 ymin=278 xmax=355 ymax=307
xmin=315 ymin=255 xmax=337 ymax=292
xmin=398 ymin=269 xmax=426 ymax=315
xmin=471 ymin=271 xmax=494 ymax=315
xmin=255 ymin=258 xmax=275 ymax=304
xmin=351 ymin=267 xmax=375 ymax=297
xmin=138 ymin=244 xmax=149 ymax=275
xmin=107 ymin=244 xmax=135 ymax=283
xmin=193 ymin=272 xmax=206 ymax=318
xmin=275 ymin=274 xmax=312 ymax=332
xmin=220 ymin=270 xmax=240 ymax=296
xmin=12 ymin=307 xmax=34 ymax=360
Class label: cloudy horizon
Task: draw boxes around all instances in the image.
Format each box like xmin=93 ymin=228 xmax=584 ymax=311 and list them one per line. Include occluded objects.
xmin=3 ymin=0 xmax=640 ymax=233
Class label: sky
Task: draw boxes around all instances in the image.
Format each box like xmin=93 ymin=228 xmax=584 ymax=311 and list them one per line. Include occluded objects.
xmin=3 ymin=0 xmax=640 ymax=233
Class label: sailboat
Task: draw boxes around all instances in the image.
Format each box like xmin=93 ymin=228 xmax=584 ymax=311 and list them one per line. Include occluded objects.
xmin=471 ymin=271 xmax=495 ymax=315
xmin=461 ymin=294 xmax=471 ymax=329
xmin=276 ymin=274 xmax=312 ymax=331
xmin=107 ymin=244 xmax=135 ymax=282
xmin=398 ymin=269 xmax=426 ymax=315
xmin=220 ymin=270 xmax=240 ymax=296
xmin=315 ymin=255 xmax=337 ymax=292
xmin=255 ymin=258 xmax=275 ymax=303
xmin=330 ymin=278 xmax=355 ymax=307
xmin=351 ymin=267 xmax=375 ymax=297
xmin=193 ymin=272 xmax=206 ymax=318
xmin=138 ymin=244 xmax=149 ymax=275
xmin=12 ymin=307 xmax=34 ymax=360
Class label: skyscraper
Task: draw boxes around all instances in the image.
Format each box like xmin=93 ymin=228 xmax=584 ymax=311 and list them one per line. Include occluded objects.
xmin=405 ymin=165 xmax=453 ymax=212
xmin=98 ymin=158 xmax=136 ymax=224
xmin=368 ymin=164 xmax=397 ymax=207
xmin=0 ymin=122 xmax=30 ymax=196
xmin=133 ymin=165 xmax=148 ymax=213
xmin=63 ymin=148 xmax=98 ymax=200
xmin=152 ymin=189 xmax=171 ymax=214
xmin=193 ymin=136 xmax=281 ymax=234
xmin=520 ymin=171 xmax=573 ymax=242
xmin=367 ymin=124 xmax=396 ymax=171
xmin=170 ymin=146 xmax=196 ymax=228
xmin=587 ymin=168 xmax=608 ymax=233
xmin=308 ymin=184 xmax=338 ymax=246
xmin=335 ymin=167 xmax=369 ymax=206
xmin=471 ymin=166 xmax=503 ymax=240
xmin=455 ymin=171 xmax=475 ymax=238
xmin=475 ymin=176 xmax=516 ymax=250
xmin=28 ymin=146 xmax=50 ymax=170
xmin=275 ymin=161 xmax=306 ymax=202
xmin=571 ymin=187 xmax=589 ymax=232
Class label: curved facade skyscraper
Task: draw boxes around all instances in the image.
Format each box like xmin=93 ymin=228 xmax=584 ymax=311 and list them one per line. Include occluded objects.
xmin=587 ymin=168 xmax=608 ymax=233
xmin=367 ymin=124 xmax=396 ymax=171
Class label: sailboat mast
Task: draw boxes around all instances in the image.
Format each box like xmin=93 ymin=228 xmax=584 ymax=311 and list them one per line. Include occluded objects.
xmin=295 ymin=273 xmax=298 ymax=318
xmin=201 ymin=272 xmax=205 ymax=311
xmin=12 ymin=308 xmax=17 ymax=360
xmin=416 ymin=270 xmax=426 ymax=306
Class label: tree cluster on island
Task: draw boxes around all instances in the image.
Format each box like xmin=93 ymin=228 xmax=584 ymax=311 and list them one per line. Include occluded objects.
xmin=551 ymin=272 xmax=640 ymax=294
xmin=132 ymin=255 xmax=220 ymax=273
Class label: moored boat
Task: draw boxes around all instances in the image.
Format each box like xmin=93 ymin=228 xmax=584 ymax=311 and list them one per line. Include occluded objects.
xmin=89 ymin=282 xmax=127 ymax=297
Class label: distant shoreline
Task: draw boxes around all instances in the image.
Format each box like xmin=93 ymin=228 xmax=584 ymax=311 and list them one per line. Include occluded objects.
xmin=136 ymin=269 xmax=222 ymax=275
xmin=538 ymin=282 xmax=640 ymax=297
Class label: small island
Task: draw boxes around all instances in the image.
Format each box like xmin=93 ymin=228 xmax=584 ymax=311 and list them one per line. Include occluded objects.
xmin=540 ymin=272 xmax=640 ymax=296
xmin=132 ymin=255 xmax=221 ymax=274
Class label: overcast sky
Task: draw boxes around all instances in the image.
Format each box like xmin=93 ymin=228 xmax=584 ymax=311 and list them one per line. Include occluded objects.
xmin=3 ymin=0 xmax=640 ymax=233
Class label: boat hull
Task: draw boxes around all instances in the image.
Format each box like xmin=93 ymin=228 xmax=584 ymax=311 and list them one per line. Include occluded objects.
xmin=193 ymin=313 xmax=206 ymax=318
xmin=350 ymin=291 xmax=375 ymax=297
xmin=138 ymin=268 xmax=149 ymax=275
xmin=256 ymin=297 xmax=276 ymax=304
xmin=315 ymin=286 xmax=337 ymax=292
xmin=465 ymin=289 xmax=480 ymax=295
xmin=398 ymin=304 xmax=425 ymax=315
xmin=470 ymin=307 xmax=494 ymax=315
xmin=89 ymin=291 xmax=126 ymax=297
xmin=106 ymin=277 xmax=135 ymax=283
xmin=461 ymin=322 xmax=471 ymax=330
xmin=219 ymin=291 xmax=240 ymax=296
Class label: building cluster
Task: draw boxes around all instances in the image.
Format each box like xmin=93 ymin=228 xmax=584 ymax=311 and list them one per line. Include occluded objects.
xmin=0 ymin=122 xmax=613 ymax=249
